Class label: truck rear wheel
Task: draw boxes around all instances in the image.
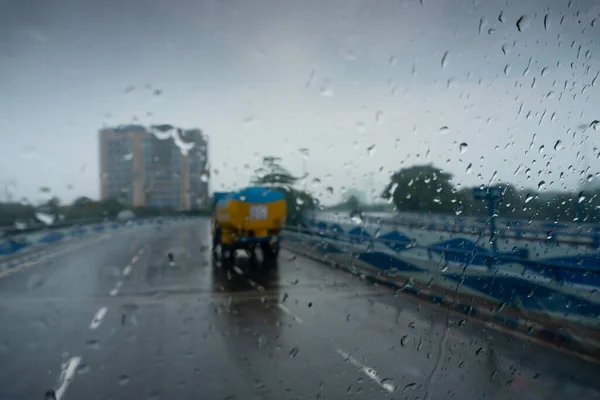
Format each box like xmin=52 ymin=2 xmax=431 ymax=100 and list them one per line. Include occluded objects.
xmin=221 ymin=244 xmax=235 ymax=262
xmin=261 ymin=242 xmax=279 ymax=260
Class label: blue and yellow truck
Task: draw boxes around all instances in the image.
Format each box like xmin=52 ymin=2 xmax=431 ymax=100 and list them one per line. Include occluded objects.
xmin=211 ymin=186 xmax=287 ymax=261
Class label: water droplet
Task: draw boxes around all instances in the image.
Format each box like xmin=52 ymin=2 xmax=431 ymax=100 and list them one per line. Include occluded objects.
xmin=439 ymin=126 xmax=450 ymax=135
xmin=367 ymin=144 xmax=376 ymax=156
xmin=153 ymin=89 xmax=162 ymax=96
xmin=578 ymin=192 xmax=586 ymax=203
xmin=350 ymin=214 xmax=363 ymax=224
xmin=459 ymin=142 xmax=468 ymax=154
xmin=498 ymin=11 xmax=505 ymax=23
xmin=289 ymin=347 xmax=299 ymax=358
xmin=516 ymin=15 xmax=530 ymax=32
xmin=381 ymin=378 xmax=396 ymax=392
xmin=400 ymin=335 xmax=409 ymax=346
xmin=76 ymin=363 xmax=90 ymax=375
xmin=118 ymin=374 xmax=130 ymax=386
xmin=590 ymin=120 xmax=600 ymax=130
xmin=538 ymin=181 xmax=546 ymax=191
xmin=554 ymin=140 xmax=562 ymax=150
xmin=200 ymin=172 xmax=209 ymax=183
xmin=504 ymin=64 xmax=511 ymax=75
xmin=478 ymin=18 xmax=487 ymax=35
xmin=538 ymin=145 xmax=545 ymax=154
xmin=326 ymin=186 xmax=334 ymax=195
xmin=441 ymin=51 xmax=449 ymax=68
xmin=35 ymin=212 xmax=55 ymax=226
xmin=146 ymin=390 xmax=160 ymax=400
xmin=466 ymin=163 xmax=472 ymax=174
xmin=587 ymin=174 xmax=594 ymax=182
xmin=544 ymin=14 xmax=550 ymax=30
xmin=525 ymin=193 xmax=534 ymax=203
xmin=296 ymin=197 xmax=304 ymax=205
xmin=320 ymin=81 xmax=334 ymax=97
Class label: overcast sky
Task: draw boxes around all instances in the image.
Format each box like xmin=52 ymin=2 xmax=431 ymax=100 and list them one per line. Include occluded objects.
xmin=1 ymin=0 xmax=599 ymax=205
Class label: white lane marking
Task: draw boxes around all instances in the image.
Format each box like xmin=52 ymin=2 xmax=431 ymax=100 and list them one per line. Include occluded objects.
xmin=54 ymin=356 xmax=82 ymax=400
xmin=109 ymin=280 xmax=123 ymax=296
xmin=336 ymin=349 xmax=396 ymax=394
xmin=233 ymin=266 xmax=244 ymax=275
xmin=277 ymin=303 xmax=303 ymax=324
xmin=131 ymin=255 xmax=139 ymax=264
xmin=123 ymin=265 xmax=132 ymax=276
xmin=89 ymin=307 xmax=107 ymax=330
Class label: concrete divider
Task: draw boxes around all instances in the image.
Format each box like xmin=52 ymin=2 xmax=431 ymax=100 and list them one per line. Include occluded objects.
xmin=282 ymin=223 xmax=600 ymax=359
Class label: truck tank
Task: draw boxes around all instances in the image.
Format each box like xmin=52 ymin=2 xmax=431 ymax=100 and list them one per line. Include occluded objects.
xmin=213 ymin=186 xmax=286 ymax=260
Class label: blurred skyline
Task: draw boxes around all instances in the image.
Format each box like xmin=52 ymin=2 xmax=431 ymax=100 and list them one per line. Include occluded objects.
xmin=1 ymin=0 xmax=599 ymax=206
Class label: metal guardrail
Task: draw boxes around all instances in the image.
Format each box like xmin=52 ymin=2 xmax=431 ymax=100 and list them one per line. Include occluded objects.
xmin=285 ymin=225 xmax=600 ymax=276
xmin=313 ymin=213 xmax=600 ymax=248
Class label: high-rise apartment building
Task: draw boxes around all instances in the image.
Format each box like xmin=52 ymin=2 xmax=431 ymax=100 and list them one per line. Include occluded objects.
xmin=99 ymin=125 xmax=208 ymax=210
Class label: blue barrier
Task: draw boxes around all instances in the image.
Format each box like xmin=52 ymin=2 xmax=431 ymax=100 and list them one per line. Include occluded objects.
xmin=0 ymin=217 xmax=175 ymax=260
xmin=286 ymin=223 xmax=600 ymax=321
xmin=314 ymin=211 xmax=600 ymax=248
xmin=38 ymin=231 xmax=65 ymax=244
xmin=0 ymin=239 xmax=28 ymax=256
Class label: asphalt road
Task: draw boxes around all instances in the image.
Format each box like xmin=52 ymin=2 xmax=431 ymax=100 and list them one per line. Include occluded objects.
xmin=0 ymin=219 xmax=599 ymax=400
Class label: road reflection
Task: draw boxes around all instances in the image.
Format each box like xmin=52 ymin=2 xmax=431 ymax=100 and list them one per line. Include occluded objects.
xmin=209 ymin=255 xmax=286 ymax=377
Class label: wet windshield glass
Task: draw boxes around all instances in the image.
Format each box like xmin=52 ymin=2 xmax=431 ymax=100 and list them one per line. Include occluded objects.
xmin=1 ymin=0 xmax=599 ymax=399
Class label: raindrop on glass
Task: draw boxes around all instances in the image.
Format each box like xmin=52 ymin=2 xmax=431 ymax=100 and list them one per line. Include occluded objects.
xmin=441 ymin=51 xmax=449 ymax=68
xmin=400 ymin=335 xmax=409 ymax=346
xmin=118 ymin=375 xmax=130 ymax=386
xmin=289 ymin=347 xmax=300 ymax=358
xmin=554 ymin=140 xmax=562 ymax=151
xmin=516 ymin=15 xmax=530 ymax=32
xmin=537 ymin=181 xmax=546 ymax=191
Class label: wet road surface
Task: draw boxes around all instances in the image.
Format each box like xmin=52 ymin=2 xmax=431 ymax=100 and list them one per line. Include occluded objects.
xmin=0 ymin=219 xmax=599 ymax=400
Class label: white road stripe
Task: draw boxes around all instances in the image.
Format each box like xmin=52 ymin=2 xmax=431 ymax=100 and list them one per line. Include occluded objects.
xmin=277 ymin=303 xmax=303 ymax=324
xmin=54 ymin=356 xmax=82 ymax=400
xmin=123 ymin=265 xmax=132 ymax=276
xmin=109 ymin=281 xmax=123 ymax=296
xmin=89 ymin=307 xmax=107 ymax=330
xmin=336 ymin=349 xmax=395 ymax=393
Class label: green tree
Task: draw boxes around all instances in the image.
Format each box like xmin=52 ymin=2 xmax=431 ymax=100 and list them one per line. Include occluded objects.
xmin=251 ymin=156 xmax=316 ymax=225
xmin=382 ymin=164 xmax=457 ymax=213
xmin=346 ymin=195 xmax=360 ymax=211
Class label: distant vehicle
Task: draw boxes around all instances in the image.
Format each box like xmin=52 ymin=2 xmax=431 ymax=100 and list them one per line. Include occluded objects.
xmin=211 ymin=186 xmax=286 ymax=262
